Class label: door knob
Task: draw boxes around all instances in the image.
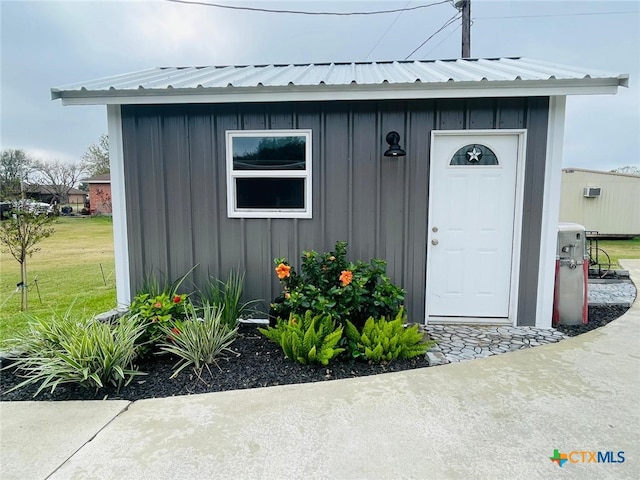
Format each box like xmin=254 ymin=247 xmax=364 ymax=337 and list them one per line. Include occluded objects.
xmin=431 ymin=239 xmax=439 ymax=245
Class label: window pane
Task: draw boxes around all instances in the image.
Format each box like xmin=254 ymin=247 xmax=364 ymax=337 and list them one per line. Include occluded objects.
xmin=233 ymin=136 xmax=306 ymax=170
xmin=236 ymin=178 xmax=305 ymax=209
xmin=450 ymin=144 xmax=499 ymax=166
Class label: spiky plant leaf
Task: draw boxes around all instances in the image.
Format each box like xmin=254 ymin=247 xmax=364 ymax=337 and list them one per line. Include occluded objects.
xmin=344 ymin=320 xmax=360 ymax=343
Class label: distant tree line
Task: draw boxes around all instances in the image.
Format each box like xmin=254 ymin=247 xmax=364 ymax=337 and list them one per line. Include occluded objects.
xmin=0 ymin=134 xmax=109 ymax=203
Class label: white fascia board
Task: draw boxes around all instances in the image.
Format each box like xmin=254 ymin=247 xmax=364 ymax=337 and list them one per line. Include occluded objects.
xmin=107 ymin=105 xmax=131 ymax=307
xmin=55 ymin=79 xmax=624 ymax=106
xmin=536 ymin=96 xmax=567 ymax=329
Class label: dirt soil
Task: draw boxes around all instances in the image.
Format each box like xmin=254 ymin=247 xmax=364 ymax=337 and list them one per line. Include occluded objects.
xmin=0 ymin=305 xmax=629 ymax=402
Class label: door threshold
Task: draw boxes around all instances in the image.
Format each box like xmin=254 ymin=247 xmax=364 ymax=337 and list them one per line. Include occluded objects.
xmin=427 ymin=316 xmax=513 ymax=326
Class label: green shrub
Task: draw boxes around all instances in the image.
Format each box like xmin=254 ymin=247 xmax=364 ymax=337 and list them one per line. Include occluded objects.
xmin=345 ymin=309 xmax=434 ymax=363
xmin=128 ymin=291 xmax=188 ymax=349
xmin=259 ymin=310 xmax=344 ymax=366
xmin=5 ymin=310 xmax=146 ymax=396
xmin=158 ymin=301 xmax=238 ymax=379
xmin=200 ymin=269 xmax=259 ymax=328
xmin=271 ymin=241 xmax=405 ymax=329
xmin=128 ymin=268 xmax=196 ymax=351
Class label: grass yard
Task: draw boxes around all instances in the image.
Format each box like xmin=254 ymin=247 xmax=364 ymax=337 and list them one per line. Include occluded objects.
xmin=0 ymin=216 xmax=116 ymax=348
xmin=593 ymin=237 xmax=640 ymax=269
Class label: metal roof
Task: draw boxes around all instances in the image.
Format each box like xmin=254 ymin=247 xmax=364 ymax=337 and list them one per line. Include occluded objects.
xmin=51 ymin=57 xmax=628 ymax=105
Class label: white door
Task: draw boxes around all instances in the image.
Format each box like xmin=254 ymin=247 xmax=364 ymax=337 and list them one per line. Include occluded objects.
xmin=427 ymin=131 xmax=523 ymax=321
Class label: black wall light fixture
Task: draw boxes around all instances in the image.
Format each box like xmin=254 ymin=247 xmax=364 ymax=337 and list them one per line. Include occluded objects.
xmin=383 ymin=131 xmax=406 ymax=157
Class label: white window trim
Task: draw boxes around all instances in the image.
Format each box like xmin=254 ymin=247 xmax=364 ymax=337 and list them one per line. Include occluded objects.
xmin=226 ymin=129 xmax=312 ymax=219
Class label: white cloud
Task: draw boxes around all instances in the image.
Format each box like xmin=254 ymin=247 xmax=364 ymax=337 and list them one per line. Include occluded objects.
xmin=21 ymin=146 xmax=78 ymax=164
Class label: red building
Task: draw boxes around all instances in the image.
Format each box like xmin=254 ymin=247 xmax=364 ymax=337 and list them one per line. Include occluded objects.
xmin=83 ymin=174 xmax=112 ymax=214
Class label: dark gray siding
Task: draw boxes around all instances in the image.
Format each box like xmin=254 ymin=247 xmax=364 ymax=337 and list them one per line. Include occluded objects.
xmin=121 ymin=97 xmax=549 ymax=324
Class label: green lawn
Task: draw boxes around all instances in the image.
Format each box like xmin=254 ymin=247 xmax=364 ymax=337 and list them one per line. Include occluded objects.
xmin=593 ymin=237 xmax=640 ymax=269
xmin=1 ymin=218 xmax=637 ymax=349
xmin=0 ymin=216 xmax=116 ymax=348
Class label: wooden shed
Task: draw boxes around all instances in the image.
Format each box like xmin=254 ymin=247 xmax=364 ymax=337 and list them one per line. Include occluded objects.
xmin=51 ymin=57 xmax=627 ymax=328
xmin=560 ymin=168 xmax=640 ymax=237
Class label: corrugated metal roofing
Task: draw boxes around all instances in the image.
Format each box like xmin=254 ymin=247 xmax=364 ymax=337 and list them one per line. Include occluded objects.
xmin=51 ymin=57 xmax=628 ymax=104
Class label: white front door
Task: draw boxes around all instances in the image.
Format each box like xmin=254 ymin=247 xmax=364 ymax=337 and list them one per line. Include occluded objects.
xmin=426 ymin=130 xmax=524 ymax=322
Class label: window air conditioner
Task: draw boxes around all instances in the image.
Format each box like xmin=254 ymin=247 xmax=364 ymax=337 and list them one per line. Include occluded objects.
xmin=583 ymin=187 xmax=601 ymax=198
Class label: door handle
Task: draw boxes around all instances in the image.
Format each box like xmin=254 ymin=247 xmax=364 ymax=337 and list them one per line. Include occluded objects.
xmin=431 ymin=239 xmax=439 ymax=245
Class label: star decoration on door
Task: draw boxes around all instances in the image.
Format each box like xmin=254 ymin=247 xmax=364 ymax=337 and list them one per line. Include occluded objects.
xmin=450 ymin=144 xmax=498 ymax=166
xmin=466 ymin=146 xmax=482 ymax=163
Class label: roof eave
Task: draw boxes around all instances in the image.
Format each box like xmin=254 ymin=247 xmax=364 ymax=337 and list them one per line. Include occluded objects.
xmin=52 ymin=77 xmax=627 ymax=106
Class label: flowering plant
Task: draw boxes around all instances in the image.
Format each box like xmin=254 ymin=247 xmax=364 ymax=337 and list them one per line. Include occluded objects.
xmin=129 ymin=292 xmax=188 ymax=351
xmin=270 ymin=241 xmax=405 ymax=329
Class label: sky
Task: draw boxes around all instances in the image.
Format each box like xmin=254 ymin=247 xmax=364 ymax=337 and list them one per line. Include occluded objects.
xmin=1 ymin=0 xmax=638 ymax=172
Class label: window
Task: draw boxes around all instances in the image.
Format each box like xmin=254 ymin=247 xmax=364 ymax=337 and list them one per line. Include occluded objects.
xmin=226 ymin=130 xmax=312 ymax=218
xmin=450 ymin=144 xmax=499 ymax=166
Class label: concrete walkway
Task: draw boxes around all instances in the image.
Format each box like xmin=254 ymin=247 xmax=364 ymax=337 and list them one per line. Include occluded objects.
xmin=2 ymin=261 xmax=639 ymax=480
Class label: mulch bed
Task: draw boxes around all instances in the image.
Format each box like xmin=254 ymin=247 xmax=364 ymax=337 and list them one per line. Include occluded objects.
xmin=0 ymin=326 xmax=429 ymax=402
xmin=554 ymin=304 xmax=629 ymax=337
xmin=0 ymin=305 xmax=629 ymax=402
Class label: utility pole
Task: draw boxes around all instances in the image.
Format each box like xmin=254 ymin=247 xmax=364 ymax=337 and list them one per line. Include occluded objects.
xmin=455 ymin=0 xmax=471 ymax=58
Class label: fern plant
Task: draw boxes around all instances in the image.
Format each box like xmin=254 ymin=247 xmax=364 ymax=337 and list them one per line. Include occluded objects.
xmin=345 ymin=309 xmax=434 ymax=363
xmin=259 ymin=311 xmax=344 ymax=366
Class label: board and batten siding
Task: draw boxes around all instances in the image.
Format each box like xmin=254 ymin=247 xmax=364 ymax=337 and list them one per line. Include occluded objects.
xmin=121 ymin=97 xmax=549 ymax=324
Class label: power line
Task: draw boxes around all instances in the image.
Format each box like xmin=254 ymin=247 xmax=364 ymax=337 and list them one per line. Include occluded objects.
xmin=164 ymin=0 xmax=451 ymax=16
xmin=404 ymin=11 xmax=461 ymax=60
xmin=365 ymin=1 xmax=413 ymax=60
xmin=423 ymin=23 xmax=461 ymax=58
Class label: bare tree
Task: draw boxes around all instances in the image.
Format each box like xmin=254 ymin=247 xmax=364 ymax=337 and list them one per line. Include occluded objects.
xmin=82 ymin=134 xmax=109 ymax=177
xmin=0 ymin=209 xmax=54 ymax=311
xmin=95 ymin=187 xmax=112 ymax=213
xmin=1 ymin=149 xmax=33 ymax=200
xmin=32 ymin=159 xmax=86 ymax=206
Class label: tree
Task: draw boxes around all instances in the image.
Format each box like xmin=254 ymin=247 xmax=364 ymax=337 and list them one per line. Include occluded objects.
xmin=82 ymin=134 xmax=109 ymax=177
xmin=611 ymin=166 xmax=640 ymax=175
xmin=0 ymin=209 xmax=54 ymax=311
xmin=1 ymin=149 xmax=33 ymax=200
xmin=32 ymin=159 xmax=86 ymax=206
xmin=95 ymin=187 xmax=112 ymax=213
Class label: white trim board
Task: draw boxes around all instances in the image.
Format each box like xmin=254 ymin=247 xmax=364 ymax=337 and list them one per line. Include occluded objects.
xmin=107 ymin=105 xmax=131 ymax=307
xmin=535 ymin=96 xmax=567 ymax=329
xmin=54 ymin=79 xmax=623 ymax=106
xmin=428 ymin=317 xmax=513 ymax=325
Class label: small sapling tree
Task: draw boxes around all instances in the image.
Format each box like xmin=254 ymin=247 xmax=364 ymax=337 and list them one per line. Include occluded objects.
xmin=0 ymin=209 xmax=54 ymax=310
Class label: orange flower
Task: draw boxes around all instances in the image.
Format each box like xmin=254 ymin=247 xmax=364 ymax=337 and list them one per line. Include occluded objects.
xmin=339 ymin=270 xmax=353 ymax=287
xmin=173 ymin=295 xmax=182 ymax=304
xmin=285 ymin=292 xmax=291 ymax=299
xmin=153 ymin=302 xmax=162 ymax=309
xmin=275 ymin=263 xmax=291 ymax=279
